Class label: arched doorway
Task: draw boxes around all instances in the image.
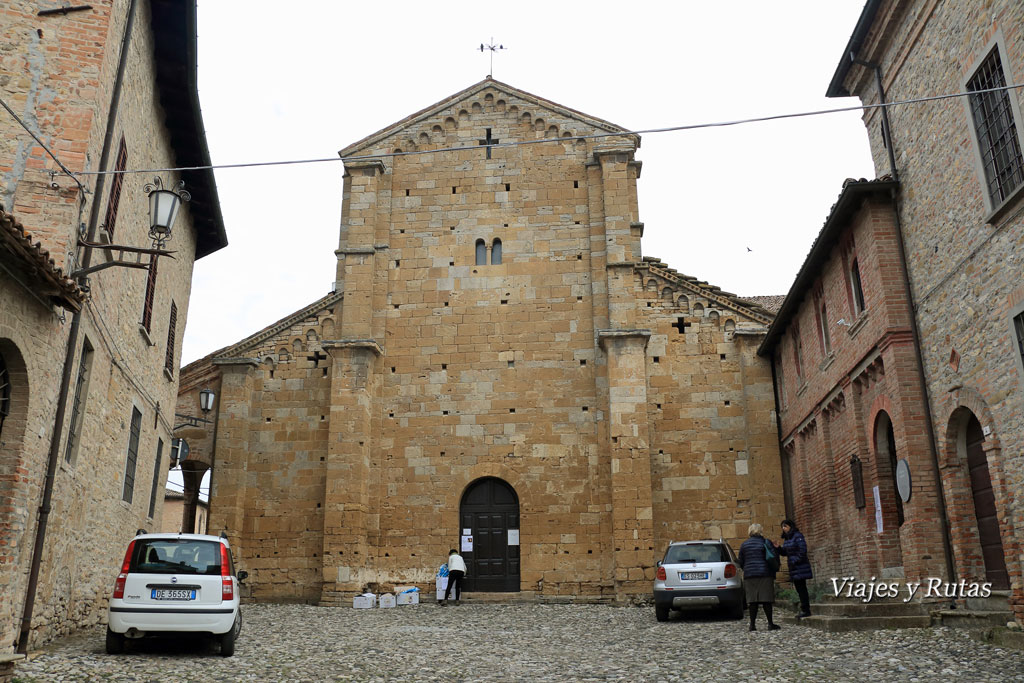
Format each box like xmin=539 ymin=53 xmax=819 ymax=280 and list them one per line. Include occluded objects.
xmin=872 ymin=411 xmax=904 ymax=571
xmin=964 ymin=414 xmax=1009 ymax=589
xmin=460 ymin=477 xmax=519 ymax=592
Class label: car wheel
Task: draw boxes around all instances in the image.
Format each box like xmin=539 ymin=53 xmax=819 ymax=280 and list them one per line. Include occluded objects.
xmin=655 ymin=603 xmax=670 ymax=622
xmin=220 ymin=613 xmax=240 ymax=657
xmin=105 ymin=627 xmax=125 ymax=655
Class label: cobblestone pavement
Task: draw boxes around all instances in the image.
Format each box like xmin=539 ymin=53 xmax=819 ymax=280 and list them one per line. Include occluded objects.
xmin=14 ymin=603 xmax=1024 ymax=682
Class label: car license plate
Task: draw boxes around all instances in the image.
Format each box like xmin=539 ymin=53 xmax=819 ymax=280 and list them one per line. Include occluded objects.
xmin=151 ymin=589 xmax=195 ymax=601
xmin=680 ymin=572 xmax=708 ymax=581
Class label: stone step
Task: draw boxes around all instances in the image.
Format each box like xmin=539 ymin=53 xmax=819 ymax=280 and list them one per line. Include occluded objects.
xmin=932 ymin=609 xmax=1014 ymax=629
xmin=782 ymin=613 xmax=932 ymax=632
xmin=964 ymin=590 xmax=1012 ymax=612
xmin=808 ymin=601 xmax=930 ymax=617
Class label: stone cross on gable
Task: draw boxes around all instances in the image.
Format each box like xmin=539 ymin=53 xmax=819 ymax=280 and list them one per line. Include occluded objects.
xmin=478 ymin=128 xmax=499 ymax=159
xmin=307 ymin=349 xmax=327 ymax=367
xmin=672 ymin=317 xmax=689 ymax=335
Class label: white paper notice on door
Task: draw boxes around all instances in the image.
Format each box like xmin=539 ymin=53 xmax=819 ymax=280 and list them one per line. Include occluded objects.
xmin=873 ymin=485 xmax=883 ymax=534
xmin=507 ymin=529 xmax=519 ymax=546
xmin=461 ymin=535 xmax=473 ymax=552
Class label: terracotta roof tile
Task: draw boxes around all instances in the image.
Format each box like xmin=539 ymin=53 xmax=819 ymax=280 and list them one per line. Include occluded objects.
xmin=0 ymin=208 xmax=84 ymax=311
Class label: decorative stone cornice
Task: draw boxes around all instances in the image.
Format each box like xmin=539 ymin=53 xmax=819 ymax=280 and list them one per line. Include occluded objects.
xmin=343 ymin=159 xmax=387 ymax=176
xmin=322 ymin=339 xmax=384 ymax=356
xmin=597 ymin=328 xmax=651 ymax=350
xmin=335 ymin=247 xmax=376 ymax=255
xmin=211 ymin=357 xmax=261 ymax=367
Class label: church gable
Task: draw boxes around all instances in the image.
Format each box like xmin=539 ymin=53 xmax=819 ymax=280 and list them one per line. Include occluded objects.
xmin=636 ymin=257 xmax=774 ymax=328
xmin=210 ymin=292 xmax=343 ymax=366
xmin=338 ymin=78 xmax=638 ymax=159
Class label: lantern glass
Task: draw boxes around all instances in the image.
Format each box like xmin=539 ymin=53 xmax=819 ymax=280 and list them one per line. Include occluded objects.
xmin=149 ymin=189 xmax=181 ymax=237
xmin=199 ymin=387 xmax=215 ymax=413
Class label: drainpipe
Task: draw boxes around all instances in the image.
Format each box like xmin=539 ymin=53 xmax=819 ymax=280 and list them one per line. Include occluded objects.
xmin=18 ymin=0 xmax=140 ymax=653
xmin=853 ymin=56 xmax=957 ymax=588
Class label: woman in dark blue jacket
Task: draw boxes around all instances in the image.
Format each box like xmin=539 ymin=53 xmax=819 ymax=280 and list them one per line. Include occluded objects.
xmin=779 ymin=518 xmax=813 ymax=618
xmin=737 ymin=523 xmax=780 ymax=631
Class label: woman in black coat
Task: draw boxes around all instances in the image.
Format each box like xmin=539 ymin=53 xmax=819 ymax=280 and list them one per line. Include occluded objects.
xmin=779 ymin=519 xmax=813 ymax=618
xmin=737 ymin=523 xmax=780 ymax=631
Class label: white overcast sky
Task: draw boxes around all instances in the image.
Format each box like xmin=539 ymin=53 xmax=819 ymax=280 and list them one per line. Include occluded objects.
xmin=180 ymin=0 xmax=877 ymax=366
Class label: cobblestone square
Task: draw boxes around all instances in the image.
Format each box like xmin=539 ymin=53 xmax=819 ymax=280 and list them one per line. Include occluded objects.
xmin=13 ymin=603 xmax=1024 ymax=682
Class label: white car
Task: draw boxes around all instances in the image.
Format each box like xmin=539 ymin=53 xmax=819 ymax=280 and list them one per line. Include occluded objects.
xmin=653 ymin=539 xmax=744 ymax=621
xmin=106 ymin=532 xmax=247 ymax=656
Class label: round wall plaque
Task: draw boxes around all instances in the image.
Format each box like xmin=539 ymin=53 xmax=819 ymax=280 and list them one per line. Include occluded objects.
xmin=895 ymin=458 xmax=912 ymax=502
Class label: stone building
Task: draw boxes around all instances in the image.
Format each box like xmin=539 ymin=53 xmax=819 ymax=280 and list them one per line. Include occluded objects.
xmin=759 ymin=177 xmax=951 ymax=587
xmin=161 ymin=490 xmax=207 ymax=534
xmin=821 ymin=0 xmax=1023 ymax=621
xmin=0 ymin=0 xmax=225 ymax=658
xmin=181 ymin=78 xmax=785 ymax=604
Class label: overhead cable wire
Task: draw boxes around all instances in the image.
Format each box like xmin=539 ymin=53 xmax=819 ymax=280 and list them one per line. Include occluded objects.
xmin=50 ymin=82 xmax=1024 ymax=179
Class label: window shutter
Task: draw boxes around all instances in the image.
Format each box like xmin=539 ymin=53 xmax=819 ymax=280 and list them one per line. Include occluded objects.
xmin=165 ymin=301 xmax=177 ymax=374
xmin=142 ymin=256 xmax=158 ymax=332
xmin=104 ymin=137 xmax=128 ymax=237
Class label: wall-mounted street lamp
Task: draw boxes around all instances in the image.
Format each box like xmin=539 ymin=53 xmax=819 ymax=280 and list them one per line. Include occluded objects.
xmin=145 ymin=176 xmax=190 ymax=248
xmin=70 ymin=175 xmax=186 ymax=279
xmin=174 ymin=387 xmax=215 ymax=431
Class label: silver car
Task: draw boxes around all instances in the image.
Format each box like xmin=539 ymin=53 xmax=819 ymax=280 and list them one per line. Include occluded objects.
xmin=653 ymin=539 xmax=744 ymax=621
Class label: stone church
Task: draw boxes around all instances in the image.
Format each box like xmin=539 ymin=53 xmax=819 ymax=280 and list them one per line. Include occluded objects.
xmin=179 ymin=79 xmax=785 ymax=603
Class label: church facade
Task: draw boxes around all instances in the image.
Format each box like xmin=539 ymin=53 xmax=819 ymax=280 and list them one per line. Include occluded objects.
xmin=182 ymin=79 xmax=785 ymax=603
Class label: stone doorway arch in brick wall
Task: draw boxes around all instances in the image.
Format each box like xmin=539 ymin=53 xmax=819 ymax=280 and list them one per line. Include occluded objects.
xmin=945 ymin=407 xmax=1010 ymax=590
xmin=459 ymin=477 xmax=520 ymax=592
xmin=871 ymin=411 xmax=904 ymax=573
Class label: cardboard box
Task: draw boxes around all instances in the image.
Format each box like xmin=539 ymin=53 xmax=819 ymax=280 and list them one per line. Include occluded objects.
xmin=378 ymin=593 xmax=397 ymax=608
xmin=353 ymin=594 xmax=376 ymax=609
xmin=436 ymin=576 xmax=448 ymax=602
xmin=396 ymin=591 xmax=419 ymax=605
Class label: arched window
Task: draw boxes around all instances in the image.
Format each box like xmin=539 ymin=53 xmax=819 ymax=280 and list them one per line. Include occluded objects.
xmin=0 ymin=351 xmax=9 ymax=439
xmin=850 ymin=259 xmax=865 ymax=315
xmin=491 ymin=238 xmax=502 ymax=265
xmin=475 ymin=239 xmax=486 ymax=265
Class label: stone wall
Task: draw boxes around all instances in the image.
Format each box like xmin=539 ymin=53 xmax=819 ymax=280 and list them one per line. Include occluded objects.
xmin=203 ymin=81 xmax=784 ymax=603
xmin=0 ymin=0 xmax=205 ymax=650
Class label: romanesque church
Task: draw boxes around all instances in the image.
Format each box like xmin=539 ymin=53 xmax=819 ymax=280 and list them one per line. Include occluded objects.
xmin=178 ymin=79 xmax=785 ymax=603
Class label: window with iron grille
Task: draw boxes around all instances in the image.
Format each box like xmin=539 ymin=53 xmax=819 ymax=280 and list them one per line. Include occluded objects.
xmin=122 ymin=406 xmax=142 ymax=503
xmin=0 ymin=352 xmax=10 ymax=440
xmin=104 ymin=137 xmax=128 ymax=237
xmin=141 ymin=255 xmax=158 ymax=333
xmin=164 ymin=301 xmax=177 ymax=375
xmin=148 ymin=438 xmax=164 ymax=519
xmin=64 ymin=338 xmax=94 ymax=465
xmin=967 ymin=48 xmax=1024 ymax=208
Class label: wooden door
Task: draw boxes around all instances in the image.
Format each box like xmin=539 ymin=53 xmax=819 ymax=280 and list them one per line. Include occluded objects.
xmin=460 ymin=478 xmax=520 ymax=592
xmin=966 ymin=416 xmax=1009 ymax=589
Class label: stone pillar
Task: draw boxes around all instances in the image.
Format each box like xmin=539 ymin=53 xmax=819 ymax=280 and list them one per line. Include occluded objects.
xmin=320 ymin=340 xmax=382 ymax=604
xmin=336 ymin=159 xmax=387 ymax=341
xmin=595 ymin=146 xmax=641 ymax=330
xmin=599 ymin=330 xmax=655 ymax=601
xmin=207 ymin=360 xmax=259 ymax=556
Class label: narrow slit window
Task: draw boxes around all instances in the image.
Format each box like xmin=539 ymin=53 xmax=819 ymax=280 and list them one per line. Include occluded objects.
xmin=475 ymin=239 xmax=486 ymax=265
xmin=851 ymin=259 xmax=865 ymax=315
xmin=491 ymin=238 xmax=502 ymax=265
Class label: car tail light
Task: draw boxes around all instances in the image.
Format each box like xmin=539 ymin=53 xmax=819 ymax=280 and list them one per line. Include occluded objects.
xmin=656 ymin=566 xmax=666 ymax=581
xmin=112 ymin=540 xmax=135 ymax=599
xmin=220 ymin=543 xmax=233 ymax=601
xmin=724 ymin=563 xmax=737 ymax=579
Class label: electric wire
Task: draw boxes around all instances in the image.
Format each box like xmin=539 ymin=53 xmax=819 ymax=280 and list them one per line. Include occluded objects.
xmin=40 ymin=82 xmax=1024 ymax=179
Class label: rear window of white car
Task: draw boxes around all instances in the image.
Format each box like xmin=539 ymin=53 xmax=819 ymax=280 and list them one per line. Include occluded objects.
xmin=664 ymin=544 xmax=731 ymax=564
xmin=130 ymin=539 xmax=223 ymax=575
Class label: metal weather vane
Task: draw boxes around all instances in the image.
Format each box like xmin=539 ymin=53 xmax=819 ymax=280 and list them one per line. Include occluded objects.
xmin=479 ymin=38 xmax=506 ymax=78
